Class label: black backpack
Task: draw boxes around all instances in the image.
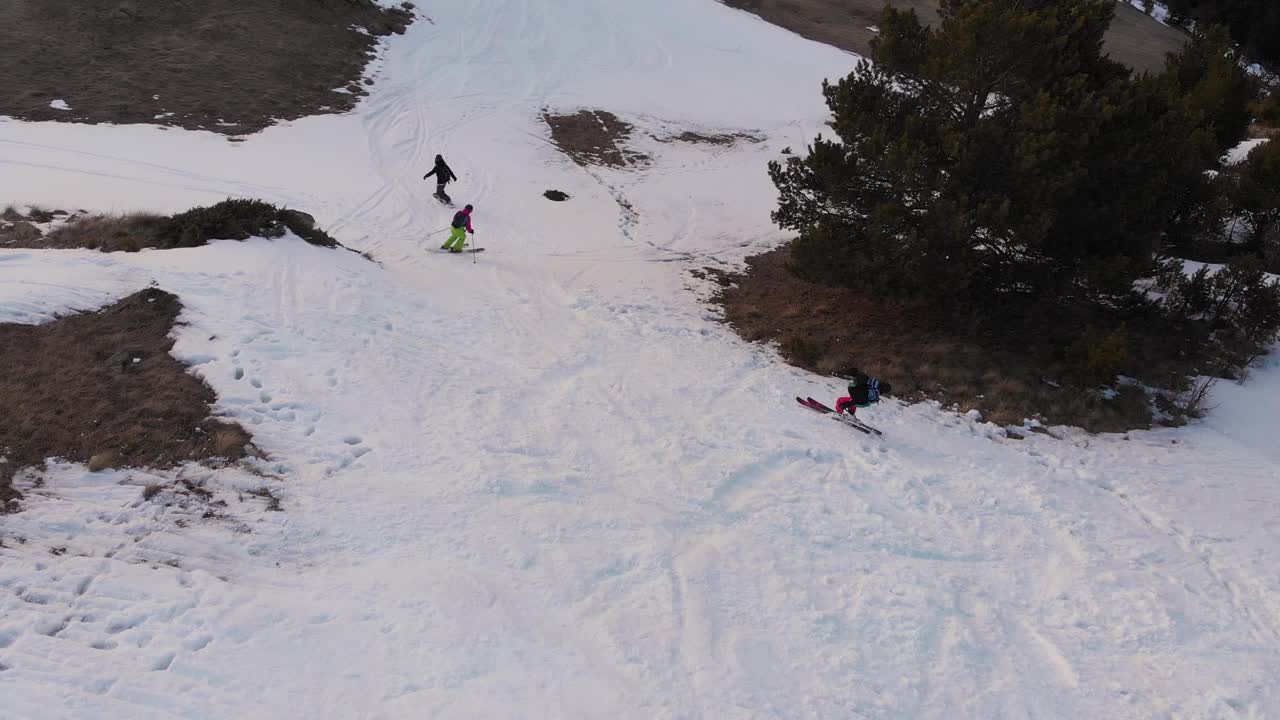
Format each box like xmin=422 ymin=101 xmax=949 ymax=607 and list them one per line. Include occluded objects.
xmin=451 ymin=211 xmax=467 ymax=229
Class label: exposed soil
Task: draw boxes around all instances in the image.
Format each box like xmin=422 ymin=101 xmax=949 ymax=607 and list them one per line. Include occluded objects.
xmin=544 ymin=110 xmax=764 ymax=170
xmin=708 ymin=246 xmax=1155 ymax=433
xmin=720 ymin=0 xmax=1188 ymax=74
xmin=543 ymin=110 xmax=651 ymax=169
xmin=0 ymin=0 xmax=415 ymax=136
xmin=0 ymin=288 xmax=254 ymax=512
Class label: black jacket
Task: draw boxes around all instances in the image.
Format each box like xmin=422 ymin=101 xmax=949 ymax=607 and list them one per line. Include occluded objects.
xmin=847 ymin=374 xmax=883 ymax=405
xmin=424 ymin=158 xmax=457 ymax=184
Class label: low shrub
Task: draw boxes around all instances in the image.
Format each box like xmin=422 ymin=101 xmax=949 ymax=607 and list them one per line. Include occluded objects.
xmin=1155 ymin=256 xmax=1280 ymax=371
xmin=164 ymin=199 xmax=283 ymax=248
xmin=45 ymin=199 xmax=340 ymax=252
xmin=1070 ymin=327 xmax=1132 ymax=385
xmin=163 ymin=199 xmax=338 ymax=248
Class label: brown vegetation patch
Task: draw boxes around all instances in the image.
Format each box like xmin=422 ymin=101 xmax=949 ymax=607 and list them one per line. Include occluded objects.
xmin=0 ymin=0 xmax=414 ymax=136
xmin=710 ymin=247 xmax=1159 ymax=433
xmin=4 ymin=199 xmax=358 ymax=257
xmin=664 ymin=130 xmax=763 ymax=146
xmin=3 ymin=206 xmax=58 ymax=224
xmin=1 ymin=206 xmax=66 ymax=247
xmin=543 ymin=110 xmax=650 ymax=168
xmin=0 ymin=288 xmax=254 ymax=511
xmin=1250 ymin=123 xmax=1280 ymax=139
xmin=719 ymin=0 xmax=1186 ymax=74
xmin=0 ymin=220 xmax=43 ymax=247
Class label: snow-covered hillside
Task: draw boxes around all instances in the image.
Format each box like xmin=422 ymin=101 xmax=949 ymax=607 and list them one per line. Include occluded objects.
xmin=3 ymin=1 xmax=1279 ymax=718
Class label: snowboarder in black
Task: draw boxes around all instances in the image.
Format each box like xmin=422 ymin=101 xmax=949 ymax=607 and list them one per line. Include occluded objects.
xmin=835 ymin=370 xmax=892 ymax=417
xmin=423 ymin=154 xmax=458 ymax=204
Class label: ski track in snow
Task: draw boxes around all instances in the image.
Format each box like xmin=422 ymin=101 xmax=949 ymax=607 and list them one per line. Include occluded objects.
xmin=3 ymin=0 xmax=1280 ymax=718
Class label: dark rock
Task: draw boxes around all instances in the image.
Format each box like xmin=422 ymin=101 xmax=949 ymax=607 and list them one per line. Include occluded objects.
xmin=544 ymin=190 xmax=570 ymax=202
xmin=104 ymin=350 xmax=145 ymax=373
xmin=279 ymin=209 xmax=316 ymax=230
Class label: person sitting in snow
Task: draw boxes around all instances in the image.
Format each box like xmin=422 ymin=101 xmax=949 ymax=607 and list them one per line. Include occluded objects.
xmin=423 ymin=154 xmax=458 ymax=204
xmin=441 ymin=204 xmax=475 ymax=252
xmin=835 ymin=370 xmax=892 ymax=417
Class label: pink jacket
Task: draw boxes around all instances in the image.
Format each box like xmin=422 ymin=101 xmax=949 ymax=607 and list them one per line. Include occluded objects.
xmin=453 ymin=208 xmax=474 ymax=232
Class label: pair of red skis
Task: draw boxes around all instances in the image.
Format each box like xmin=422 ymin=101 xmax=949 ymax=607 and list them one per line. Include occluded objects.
xmin=795 ymin=396 xmax=882 ymax=435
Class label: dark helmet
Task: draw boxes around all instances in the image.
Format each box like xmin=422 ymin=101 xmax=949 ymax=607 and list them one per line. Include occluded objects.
xmin=435 ymin=154 xmax=444 ymax=162
xmin=464 ymin=204 xmax=473 ymax=212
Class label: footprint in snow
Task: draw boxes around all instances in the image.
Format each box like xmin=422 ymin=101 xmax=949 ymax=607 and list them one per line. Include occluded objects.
xmin=151 ymin=652 xmax=175 ymax=671
xmin=183 ymin=635 xmax=212 ymax=652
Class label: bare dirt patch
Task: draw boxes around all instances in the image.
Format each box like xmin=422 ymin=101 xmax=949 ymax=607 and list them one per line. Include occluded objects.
xmin=543 ymin=110 xmax=651 ymax=169
xmin=0 ymin=0 xmax=415 ymax=136
xmin=544 ymin=110 xmax=762 ymax=170
xmin=720 ymin=0 xmax=1187 ymax=74
xmin=0 ymin=288 xmax=254 ymax=512
xmin=709 ymin=247 xmax=1156 ymax=433
xmin=664 ymin=130 xmax=764 ymax=146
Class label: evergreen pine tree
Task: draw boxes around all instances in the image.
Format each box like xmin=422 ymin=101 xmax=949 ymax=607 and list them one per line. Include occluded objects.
xmin=769 ymin=0 xmax=1215 ymax=306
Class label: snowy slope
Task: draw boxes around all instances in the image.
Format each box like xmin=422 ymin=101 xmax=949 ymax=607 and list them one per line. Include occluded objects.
xmin=3 ymin=1 xmax=1280 ymax=718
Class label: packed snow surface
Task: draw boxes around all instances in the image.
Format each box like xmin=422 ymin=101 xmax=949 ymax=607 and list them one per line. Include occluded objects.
xmin=3 ymin=0 xmax=1280 ymax=717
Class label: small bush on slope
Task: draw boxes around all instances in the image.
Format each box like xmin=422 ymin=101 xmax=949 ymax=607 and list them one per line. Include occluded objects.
xmin=44 ymin=199 xmax=341 ymax=252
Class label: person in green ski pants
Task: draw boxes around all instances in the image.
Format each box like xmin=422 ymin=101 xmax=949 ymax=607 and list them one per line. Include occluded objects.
xmin=442 ymin=204 xmax=474 ymax=252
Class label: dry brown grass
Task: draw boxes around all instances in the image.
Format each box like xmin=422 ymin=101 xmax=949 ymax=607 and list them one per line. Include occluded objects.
xmin=665 ymin=131 xmax=763 ymax=146
xmin=1249 ymin=123 xmax=1280 ymax=139
xmin=0 ymin=220 xmax=43 ymax=246
xmin=543 ymin=110 xmax=650 ymax=168
xmin=0 ymin=0 xmax=414 ymax=136
xmin=710 ymin=247 xmax=1159 ymax=433
xmin=41 ymin=213 xmax=168 ymax=251
xmin=0 ymin=206 xmax=65 ymax=246
xmin=0 ymin=288 xmax=255 ymax=512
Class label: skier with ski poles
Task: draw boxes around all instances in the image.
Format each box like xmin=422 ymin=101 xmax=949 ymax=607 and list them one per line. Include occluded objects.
xmin=441 ymin=204 xmax=475 ymax=253
xmin=423 ymin=154 xmax=458 ymax=205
